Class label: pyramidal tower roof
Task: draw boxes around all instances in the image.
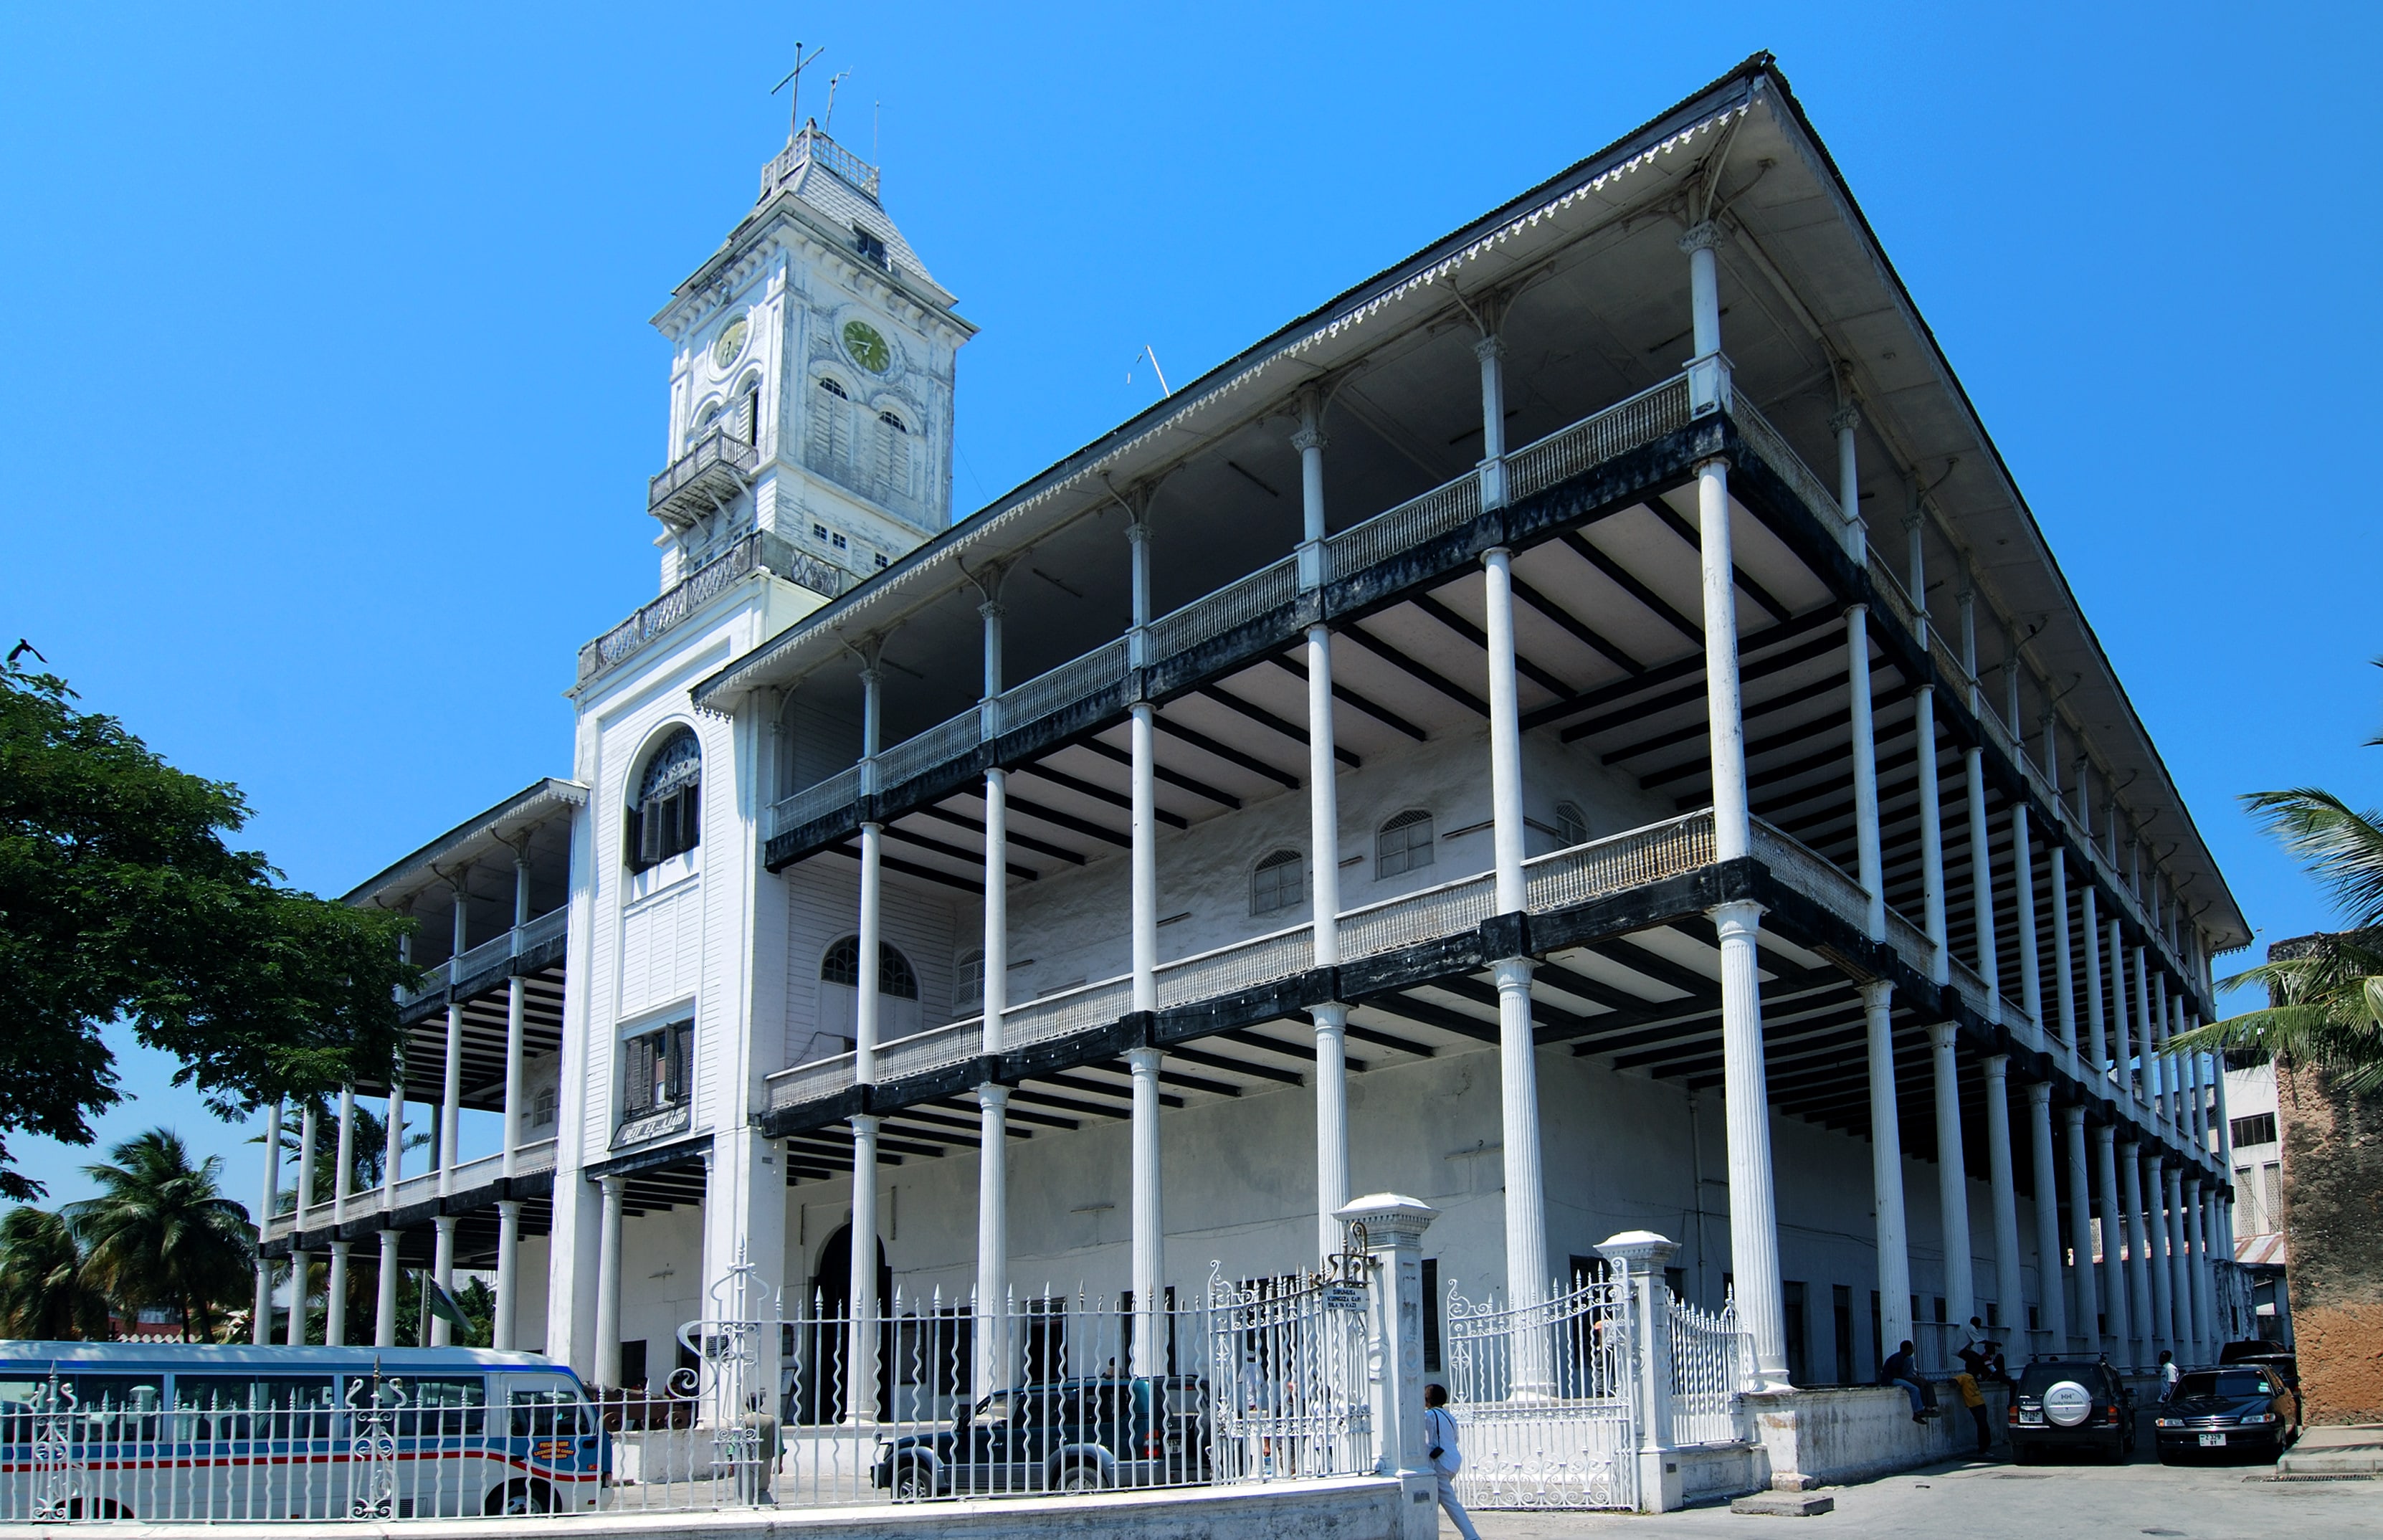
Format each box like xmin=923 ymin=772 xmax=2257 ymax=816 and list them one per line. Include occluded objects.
xmin=754 ymin=120 xmax=937 ymax=288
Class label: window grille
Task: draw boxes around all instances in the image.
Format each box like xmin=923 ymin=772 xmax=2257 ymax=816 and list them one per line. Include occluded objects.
xmin=1376 ymin=809 xmax=1435 ymax=878
xmin=2229 ymin=1112 xmax=2276 ymax=1148
xmin=1251 ymin=848 xmax=1303 ymax=915
xmin=626 ymin=728 xmax=701 ymax=871
xmin=1555 ymin=801 xmax=1589 ymax=846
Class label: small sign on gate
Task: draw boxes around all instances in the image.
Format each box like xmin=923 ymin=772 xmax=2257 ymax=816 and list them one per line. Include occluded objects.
xmin=1323 ymin=1283 xmax=1368 ymax=1313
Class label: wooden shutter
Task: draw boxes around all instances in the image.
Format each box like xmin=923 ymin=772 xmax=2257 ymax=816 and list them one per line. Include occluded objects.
xmin=638 ymin=801 xmax=663 ymax=866
xmin=624 ymin=1034 xmax=653 ymax=1113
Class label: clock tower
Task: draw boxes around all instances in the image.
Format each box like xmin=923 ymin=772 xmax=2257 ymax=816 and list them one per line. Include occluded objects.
xmin=647 ymin=120 xmax=975 ymax=591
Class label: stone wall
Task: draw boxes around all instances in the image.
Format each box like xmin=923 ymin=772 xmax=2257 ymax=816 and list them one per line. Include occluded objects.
xmin=1744 ymin=1384 xmax=2010 ymax=1489
xmin=2280 ymin=1058 xmax=2383 ymax=1422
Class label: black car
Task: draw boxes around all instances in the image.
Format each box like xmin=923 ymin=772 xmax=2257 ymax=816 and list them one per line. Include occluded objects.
xmin=2007 ymin=1358 xmax=2135 ymax=1464
xmin=2154 ymin=1367 xmax=2296 ymax=1463
xmin=872 ymin=1376 xmax=1212 ymax=1499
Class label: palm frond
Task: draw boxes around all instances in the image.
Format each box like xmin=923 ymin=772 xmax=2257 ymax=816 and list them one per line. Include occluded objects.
xmin=2242 ymin=787 xmax=2383 ymax=931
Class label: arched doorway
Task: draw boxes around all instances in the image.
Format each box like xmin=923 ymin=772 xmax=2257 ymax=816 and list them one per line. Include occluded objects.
xmin=799 ymin=1223 xmax=891 ymax=1424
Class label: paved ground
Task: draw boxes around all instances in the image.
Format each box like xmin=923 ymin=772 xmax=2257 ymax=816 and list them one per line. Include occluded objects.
xmin=1462 ymin=1430 xmax=2383 ymax=1539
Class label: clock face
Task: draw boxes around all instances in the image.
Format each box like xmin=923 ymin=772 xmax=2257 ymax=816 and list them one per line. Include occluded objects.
xmin=712 ymin=314 xmax=750 ymax=370
xmin=842 ymin=319 xmax=893 ymax=374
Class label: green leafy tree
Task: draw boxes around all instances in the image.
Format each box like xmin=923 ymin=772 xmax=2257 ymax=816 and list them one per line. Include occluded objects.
xmin=2175 ymin=786 xmax=2383 ymax=1092
xmin=0 ymin=1205 xmax=110 ymax=1339
xmin=0 ymin=660 xmax=417 ymax=1199
xmin=66 ymin=1128 xmax=255 ymax=1341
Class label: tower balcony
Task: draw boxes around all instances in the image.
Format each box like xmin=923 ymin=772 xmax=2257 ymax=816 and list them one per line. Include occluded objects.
xmin=647 ymin=428 xmax=760 ymax=531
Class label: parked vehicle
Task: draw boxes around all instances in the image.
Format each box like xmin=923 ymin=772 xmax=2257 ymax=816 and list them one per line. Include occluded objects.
xmin=0 ymin=1341 xmax=605 ymax=1522
xmin=2007 ymin=1358 xmax=2135 ymax=1464
xmin=872 ymin=1375 xmax=1212 ymax=1498
xmin=2154 ymin=1367 xmax=2297 ymax=1463
xmin=2217 ymin=1339 xmax=2303 ymax=1430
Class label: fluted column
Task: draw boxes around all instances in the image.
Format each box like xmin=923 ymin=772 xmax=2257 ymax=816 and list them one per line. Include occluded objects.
xmin=2164 ymin=1164 xmax=2192 ymax=1356
xmin=594 ymin=1175 xmax=624 ymax=1385
xmin=1128 ymin=1047 xmax=1166 ymax=1374
xmin=1983 ymin=1056 xmax=2025 ymax=1341
xmin=1928 ymin=1022 xmax=1975 ymax=1336
xmin=2093 ymin=1125 xmax=2132 ymax=1363
xmin=1305 ymin=408 xmax=1347 ymax=1255
xmin=1865 ymin=982 xmax=1912 ymax=1357
xmin=2065 ymin=1108 xmax=2101 ymax=1354
xmin=1915 ymin=687 xmax=1949 ymax=980
xmin=328 ymin=1088 xmax=354 ymax=1345
xmin=376 ymin=1227 xmax=402 ymax=1349
xmin=974 ymin=1083 xmax=1011 ymax=1394
xmin=2013 ymin=807 xmax=2042 ymax=1029
xmin=2081 ymin=887 xmax=2108 ymax=1078
xmin=1965 ymin=749 xmax=1998 ymax=1014
xmin=428 ymin=1214 xmax=457 ymax=1347
xmin=2132 ymin=947 xmax=2155 ymax=1106
xmin=2144 ymin=1150 xmax=2174 ymax=1356
xmin=492 ymin=1201 xmax=522 ymax=1351
xmin=2027 ymin=1083 xmax=2068 ymax=1353
xmin=2051 ymin=849 xmax=2078 ymax=1050
xmin=2117 ymin=1138 xmax=2154 ymax=1366
xmin=325 ymin=1240 xmax=351 ymax=1348
xmin=1718 ymin=900 xmax=1787 ymax=1387
xmin=255 ymin=1098 xmax=281 ymax=1344
xmin=2108 ymin=919 xmax=2133 ymax=1100
xmin=289 ymin=1101 xmax=317 ymax=1346
xmin=847 ymin=1116 xmax=881 ymax=1420
xmin=2184 ymin=1177 xmax=2215 ymax=1359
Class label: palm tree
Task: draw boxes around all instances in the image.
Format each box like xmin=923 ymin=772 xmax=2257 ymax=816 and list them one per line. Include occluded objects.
xmin=66 ymin=1130 xmax=254 ymax=1341
xmin=0 ymin=1207 xmax=110 ymax=1339
xmin=2174 ymin=787 xmax=2383 ymax=1092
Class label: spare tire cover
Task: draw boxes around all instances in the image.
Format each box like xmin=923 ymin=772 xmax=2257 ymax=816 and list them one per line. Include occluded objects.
xmin=2042 ymin=1380 xmax=2093 ymax=1428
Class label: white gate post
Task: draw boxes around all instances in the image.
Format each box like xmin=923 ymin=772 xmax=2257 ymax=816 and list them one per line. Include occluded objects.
xmin=1597 ymin=1231 xmax=1680 ymax=1513
xmin=1336 ymin=1194 xmax=1438 ymax=1540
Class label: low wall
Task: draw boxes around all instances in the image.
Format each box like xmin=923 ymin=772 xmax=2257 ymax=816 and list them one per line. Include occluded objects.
xmin=1745 ymin=1384 xmax=2009 ymax=1490
xmin=1672 ymin=1441 xmax=1764 ymax=1503
xmin=80 ymin=1475 xmax=1407 ymax=1540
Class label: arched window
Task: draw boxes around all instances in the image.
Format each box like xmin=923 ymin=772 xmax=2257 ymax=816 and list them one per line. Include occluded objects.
xmin=1376 ymin=809 xmax=1435 ymax=879
xmin=810 ymin=376 xmax=856 ymax=478
xmin=733 ymin=378 xmax=761 ymax=445
xmin=1251 ymin=848 xmax=1303 ymax=916
xmin=1555 ymin=801 xmax=1590 ymax=847
xmin=955 ymin=949 xmax=986 ymax=1014
xmin=875 ymin=409 xmax=911 ymax=505
xmin=819 ymin=936 xmax=920 ymax=999
xmin=627 ymin=728 xmax=701 ymax=871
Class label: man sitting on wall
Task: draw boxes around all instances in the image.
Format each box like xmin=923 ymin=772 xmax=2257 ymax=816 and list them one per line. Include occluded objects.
xmin=1878 ymin=1340 xmax=1936 ymax=1425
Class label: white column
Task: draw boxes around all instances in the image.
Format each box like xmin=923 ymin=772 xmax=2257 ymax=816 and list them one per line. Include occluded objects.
xmin=1294 ymin=393 xmax=1330 ymax=586
xmin=2093 ymin=1125 xmax=2133 ymax=1363
xmin=2082 ymin=886 xmax=2108 ymax=1077
xmin=857 ymin=821 xmax=883 ymax=1083
xmin=2144 ymin=1150 xmax=2175 ymax=1355
xmin=2108 ymin=919 xmax=2133 ymax=1099
xmin=2144 ymin=954 xmax=2164 ymax=1111
xmin=1983 ymin=1055 xmax=2025 ymax=1341
xmin=2013 ymin=807 xmax=2042 ymax=1028
xmin=1928 ymin=1022 xmax=1976 ymax=1336
xmin=2184 ymin=1176 xmax=2215 ymax=1359
xmin=1697 ymin=460 xmax=1749 ymax=862
xmin=2163 ymin=1164 xmax=2191 ymax=1357
xmin=594 ymin=1175 xmax=624 ymax=1386
xmin=428 ymin=1214 xmax=457 ymax=1346
xmin=1965 ymin=748 xmax=1997 ymax=1012
xmin=1915 ymin=687 xmax=1949 ymax=979
xmin=1483 ymin=543 xmax=1549 ymax=1326
xmin=1307 ymin=612 xmax=1349 ymax=1260
xmin=439 ymin=883 xmax=467 ymax=1195
xmin=333 ymin=1087 xmax=356 ymax=1225
xmin=493 ymin=1200 xmax=522 ymax=1351
xmin=288 ymin=1101 xmax=318 ymax=1346
xmin=2051 ymin=848 xmax=2078 ymax=1050
xmin=375 ymin=1228 xmax=401 ymax=1349
xmin=1130 ymin=704 xmax=1157 ymax=1012
xmin=1716 ymin=900 xmax=1787 ymax=1387
xmin=383 ymin=1063 xmax=404 ymax=1209
xmin=325 ymin=1240 xmax=351 ymax=1347
xmin=1847 ymin=606 xmax=1885 ymax=938
xmin=847 ymin=1116 xmax=880 ymax=1420
xmin=2027 ymin=1083 xmax=2068 ymax=1356
xmin=255 ymin=1098 xmax=282 ymax=1344
xmin=1475 ymin=336 xmax=1508 ymax=508
xmin=1864 ymin=981 xmax=1912 ymax=1357
xmin=2117 ymin=1138 xmax=2153 ymax=1366
xmin=974 ymin=1084 xmax=1010 ymax=1397
xmin=1127 ymin=1047 xmax=1166 ymax=1374
xmin=2065 ymin=1108 xmax=2101 ymax=1355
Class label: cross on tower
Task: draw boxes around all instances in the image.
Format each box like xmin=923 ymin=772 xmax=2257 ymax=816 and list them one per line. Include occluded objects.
xmin=771 ymin=44 xmax=826 ymax=141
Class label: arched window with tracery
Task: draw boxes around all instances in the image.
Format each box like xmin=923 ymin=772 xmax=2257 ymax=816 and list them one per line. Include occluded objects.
xmin=805 ymin=935 xmax=923 ymax=1065
xmin=1251 ymin=848 xmax=1303 ymax=916
xmin=627 ymin=727 xmax=702 ymax=872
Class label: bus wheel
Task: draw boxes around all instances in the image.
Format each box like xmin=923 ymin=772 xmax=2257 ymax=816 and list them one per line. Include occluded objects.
xmin=487 ymin=1478 xmax=556 ymax=1515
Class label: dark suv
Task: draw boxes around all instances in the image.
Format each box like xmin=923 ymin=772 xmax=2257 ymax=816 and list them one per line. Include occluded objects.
xmin=2155 ymin=1366 xmax=2296 ymax=1463
xmin=2007 ymin=1358 xmax=2135 ymax=1464
xmin=872 ymin=1376 xmax=1211 ymax=1498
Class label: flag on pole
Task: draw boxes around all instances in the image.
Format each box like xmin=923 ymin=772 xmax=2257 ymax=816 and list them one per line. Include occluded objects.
xmin=425 ymin=1276 xmax=472 ymax=1333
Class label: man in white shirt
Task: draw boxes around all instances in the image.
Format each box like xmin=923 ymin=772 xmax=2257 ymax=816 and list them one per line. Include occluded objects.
xmin=1422 ymin=1384 xmax=1481 ymax=1540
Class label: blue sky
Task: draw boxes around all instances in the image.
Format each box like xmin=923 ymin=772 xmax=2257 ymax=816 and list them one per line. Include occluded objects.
xmin=3 ymin=2 xmax=2377 ymax=1212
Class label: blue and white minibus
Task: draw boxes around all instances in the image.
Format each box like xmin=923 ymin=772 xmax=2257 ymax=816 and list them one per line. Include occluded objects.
xmin=0 ymin=1341 xmax=606 ymax=1522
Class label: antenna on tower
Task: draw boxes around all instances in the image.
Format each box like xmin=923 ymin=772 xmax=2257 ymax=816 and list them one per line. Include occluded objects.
xmin=873 ymin=100 xmax=880 ymax=163
xmin=771 ymin=43 xmax=826 ymax=141
xmin=823 ymin=71 xmax=852 ymax=133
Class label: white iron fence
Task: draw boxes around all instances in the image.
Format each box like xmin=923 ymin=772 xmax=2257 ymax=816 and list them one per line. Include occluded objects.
xmin=1442 ymin=1266 xmax=1637 ymax=1511
xmin=1665 ymin=1292 xmax=1749 ymax=1446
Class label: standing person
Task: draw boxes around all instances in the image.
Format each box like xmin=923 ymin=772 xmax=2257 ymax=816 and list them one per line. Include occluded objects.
xmin=1951 ymin=1370 xmax=1992 ymax=1455
xmin=1422 ymin=1384 xmax=1481 ymax=1540
xmin=2157 ymin=1349 xmax=2180 ymax=1402
xmin=1878 ymin=1340 xmax=1932 ymax=1424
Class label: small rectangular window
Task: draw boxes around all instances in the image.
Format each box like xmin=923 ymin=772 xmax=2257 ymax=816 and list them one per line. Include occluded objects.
xmin=831 ymin=533 xmax=847 ymax=550
xmin=873 ymin=553 xmax=888 ymax=569
xmin=854 ymin=227 xmax=888 ymax=267
xmin=2230 ymin=1112 xmax=2276 ymax=1148
xmin=622 ymin=1019 xmax=694 ymax=1118
xmin=812 ymin=523 xmax=829 ymax=541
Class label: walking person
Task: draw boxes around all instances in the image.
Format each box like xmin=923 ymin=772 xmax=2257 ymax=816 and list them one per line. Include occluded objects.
xmin=1422 ymin=1384 xmax=1481 ymax=1540
xmin=2157 ymin=1349 xmax=2180 ymax=1403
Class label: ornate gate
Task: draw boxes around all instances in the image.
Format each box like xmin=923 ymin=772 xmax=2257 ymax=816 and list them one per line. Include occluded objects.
xmin=672 ymin=1245 xmax=782 ymax=1501
xmin=1205 ymin=1259 xmax=1374 ymax=1482
xmin=1444 ymin=1265 xmax=1637 ymax=1510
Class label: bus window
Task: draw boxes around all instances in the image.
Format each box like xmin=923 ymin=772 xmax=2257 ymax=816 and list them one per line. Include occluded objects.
xmin=257 ymin=1377 xmax=338 ymax=1440
xmin=173 ymin=1375 xmax=258 ymax=1440
xmin=64 ymin=1376 xmax=164 ymax=1442
xmin=379 ymin=1376 xmax=486 ymax=1438
xmin=511 ymin=1384 xmax=592 ymax=1440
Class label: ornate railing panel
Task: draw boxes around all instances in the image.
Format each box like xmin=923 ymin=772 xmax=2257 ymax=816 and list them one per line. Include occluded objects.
xmin=1524 ymin=812 xmax=1716 ymax=913
xmin=1325 ymin=470 xmax=1482 ymax=581
xmin=579 ymin=531 xmax=852 ymax=685
xmin=769 ymin=764 xmax=863 ymax=842
xmin=1747 ymin=819 xmax=1868 ymax=933
xmin=766 ymin=1050 xmax=858 ymax=1112
xmin=1003 ymin=977 xmax=1136 ymax=1051
xmin=875 ymin=709 xmax=981 ymax=791
xmin=997 ymin=637 xmax=1131 ymax=733
xmin=1336 ymin=871 xmax=1497 ymax=961
xmin=1145 ymin=556 xmax=1299 ymax=660
xmin=1506 ymin=374 xmax=1693 ymax=504
xmin=1731 ymin=398 xmax=1856 ymax=555
xmin=1157 ymin=924 xmax=1315 ymax=1009
xmin=1443 ymin=1265 xmax=1637 ymax=1511
xmin=1665 ymin=1291 xmax=1749 ymax=1445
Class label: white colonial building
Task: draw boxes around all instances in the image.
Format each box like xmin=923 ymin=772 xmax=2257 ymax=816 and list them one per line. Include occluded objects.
xmin=260 ymin=60 xmax=2257 ymax=1415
